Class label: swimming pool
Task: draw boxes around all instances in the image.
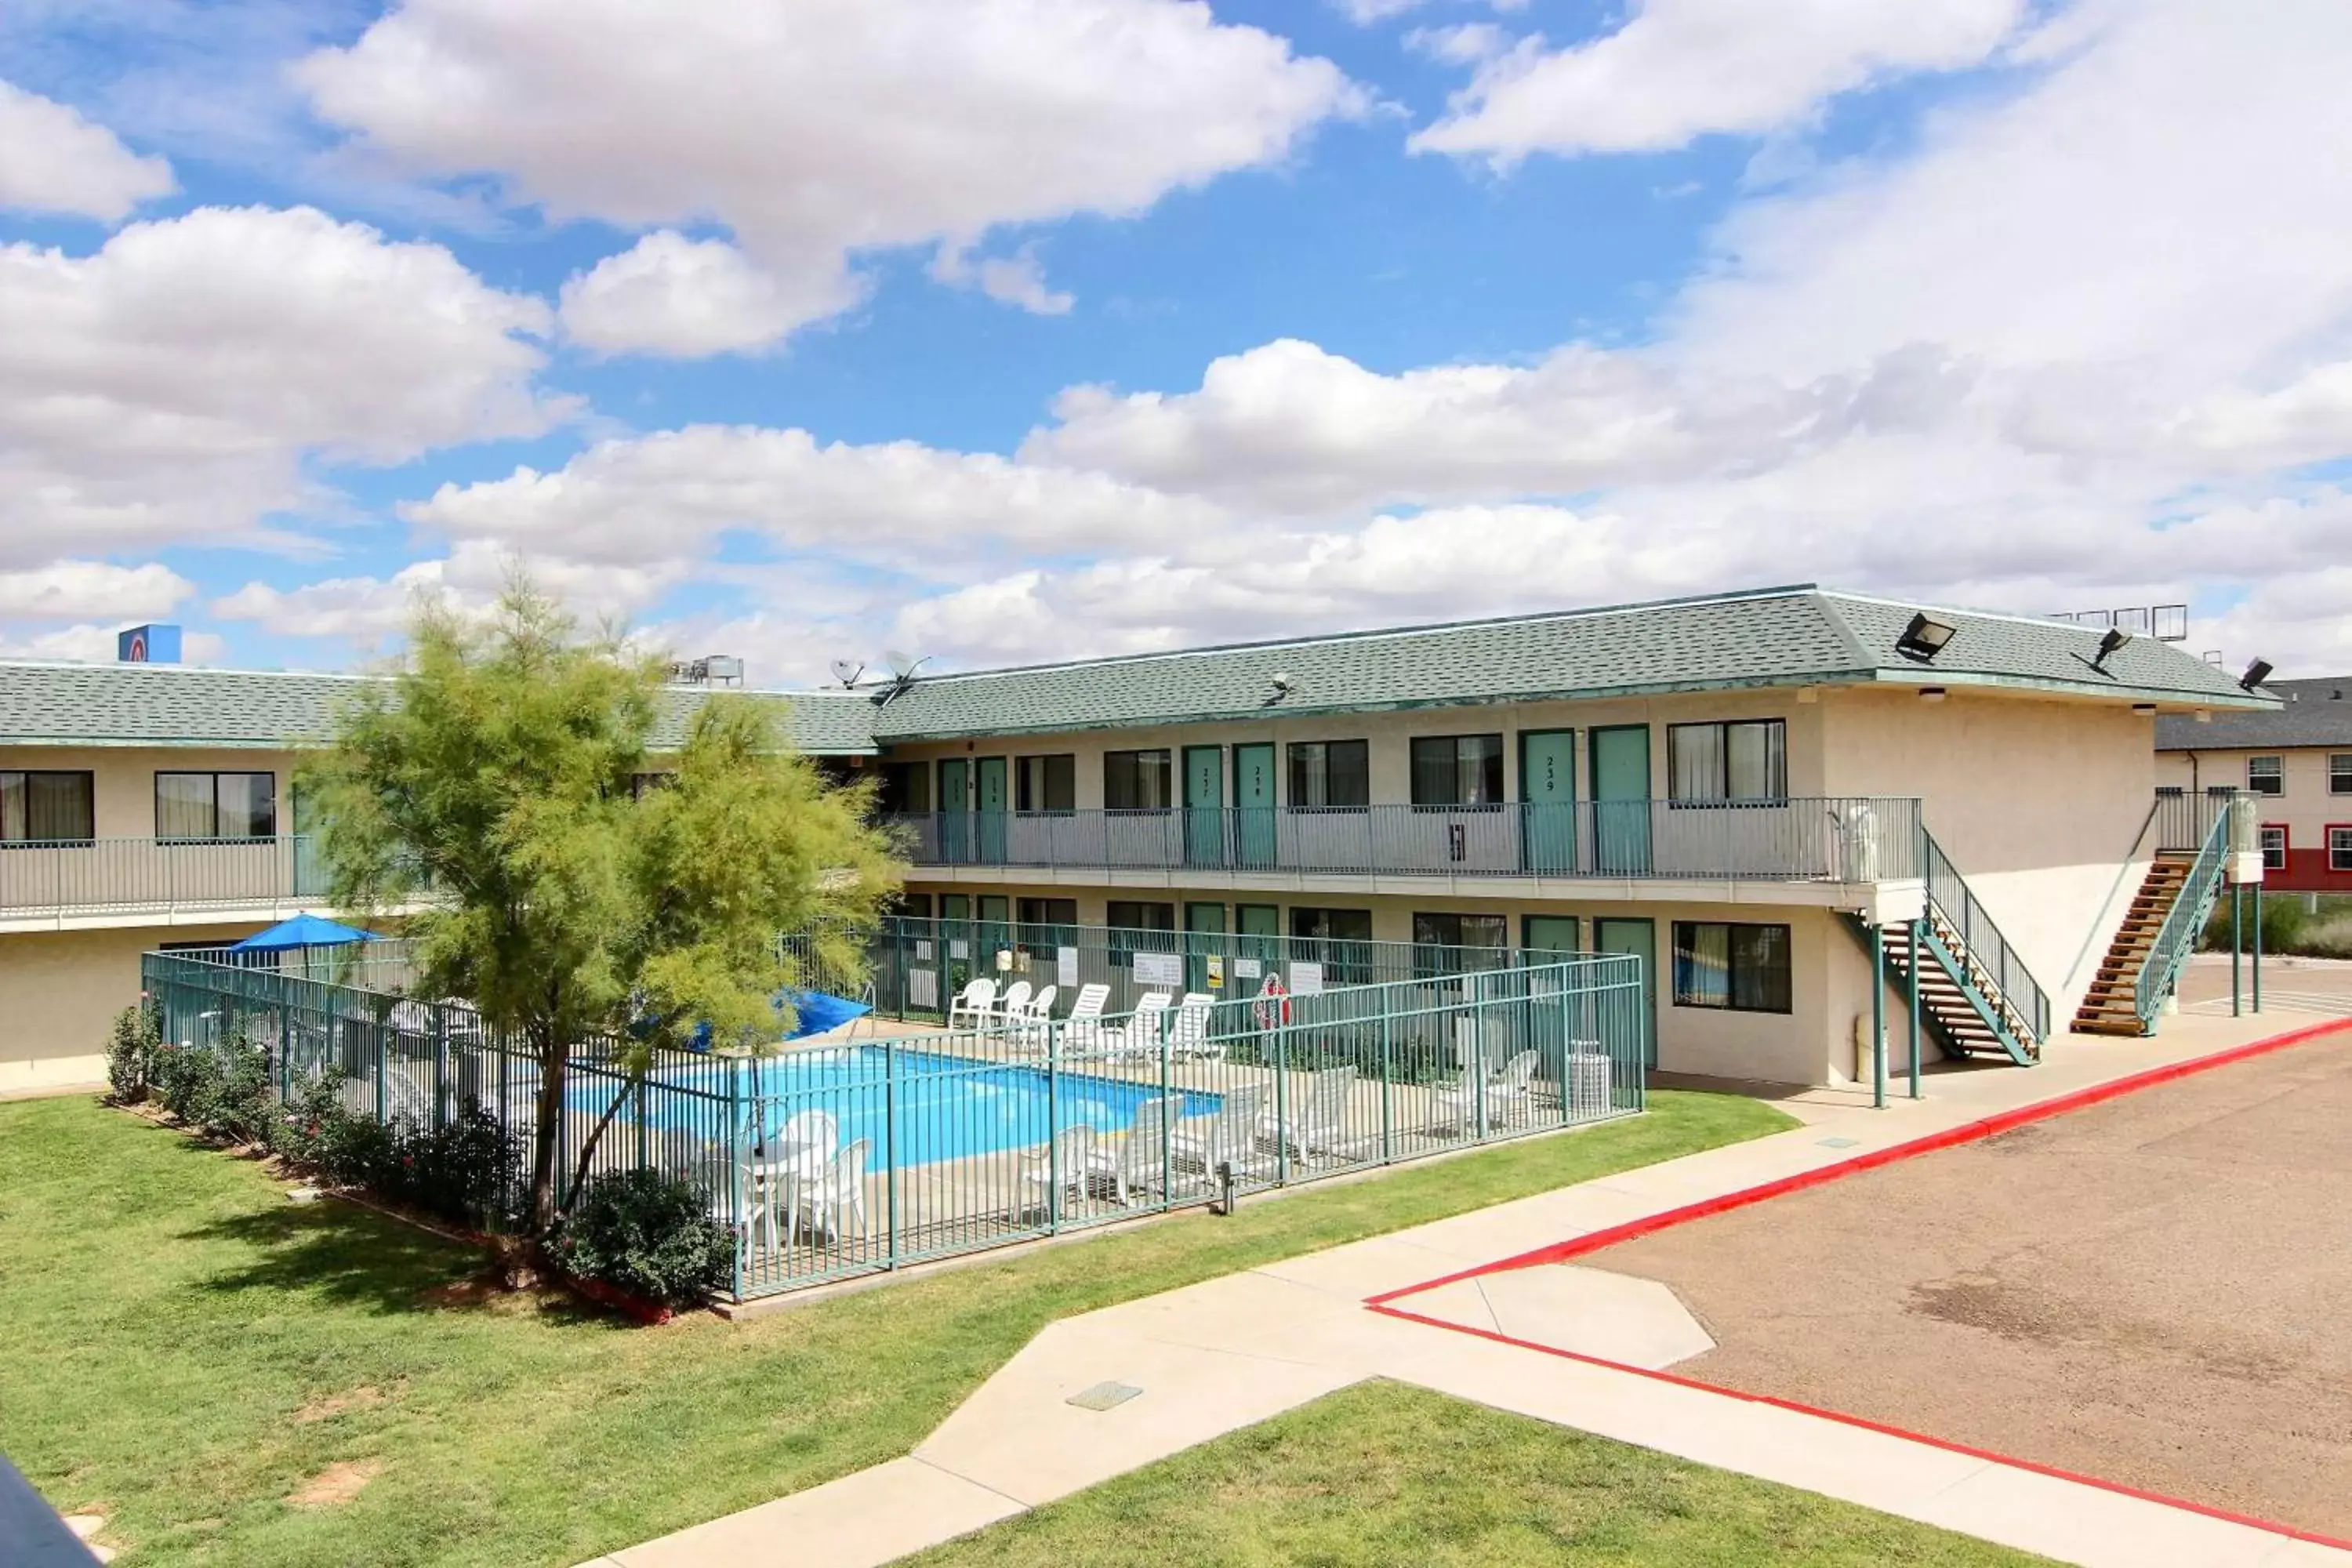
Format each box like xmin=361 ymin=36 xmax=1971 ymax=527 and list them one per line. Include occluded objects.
xmin=576 ymin=1047 xmax=1223 ymax=1170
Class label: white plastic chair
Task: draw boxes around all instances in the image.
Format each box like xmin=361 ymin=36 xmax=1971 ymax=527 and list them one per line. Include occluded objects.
xmin=1013 ymin=985 xmax=1059 ymax=1044
xmin=946 ymin=977 xmax=997 ymax=1029
xmin=991 ymin=979 xmax=1034 ymax=1030
xmin=784 ymin=1136 xmax=870 ymax=1243
xmin=1436 ymin=1049 xmax=1542 ymax=1133
xmin=1018 ymin=1125 xmax=1103 ymax=1214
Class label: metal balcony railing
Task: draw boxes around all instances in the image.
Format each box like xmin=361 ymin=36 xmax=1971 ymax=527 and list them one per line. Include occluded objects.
xmin=884 ymin=797 xmax=1922 ymax=884
xmin=0 ymin=835 xmax=330 ymax=921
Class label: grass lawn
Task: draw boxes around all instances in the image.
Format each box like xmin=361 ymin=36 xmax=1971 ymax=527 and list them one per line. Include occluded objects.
xmin=0 ymin=1090 xmax=1790 ymax=1567
xmin=908 ymin=1381 xmax=2051 ymax=1567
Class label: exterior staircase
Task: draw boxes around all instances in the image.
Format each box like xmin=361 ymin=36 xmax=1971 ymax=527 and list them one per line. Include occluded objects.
xmin=1842 ymin=831 xmax=2049 ymax=1069
xmin=2073 ymin=853 xmax=2198 ymax=1036
xmin=1875 ymin=909 xmax=2040 ymax=1064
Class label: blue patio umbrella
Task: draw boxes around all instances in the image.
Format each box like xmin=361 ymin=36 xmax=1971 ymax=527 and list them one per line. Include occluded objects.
xmin=229 ymin=912 xmax=379 ymax=952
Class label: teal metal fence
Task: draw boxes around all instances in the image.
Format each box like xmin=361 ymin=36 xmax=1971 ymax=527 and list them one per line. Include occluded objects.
xmin=143 ymin=943 xmax=1646 ymax=1301
xmin=2135 ymin=800 xmax=2235 ymax=1027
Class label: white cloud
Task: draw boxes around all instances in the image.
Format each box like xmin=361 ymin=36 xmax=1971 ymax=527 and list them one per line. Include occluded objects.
xmin=0 ymin=205 xmax=564 ymax=565
xmin=401 ymin=424 xmax=1230 ymax=569
xmin=1411 ymin=0 xmax=2024 ymax=162
xmin=212 ymin=542 xmax=691 ymax=644
xmin=0 ymin=78 xmax=175 ymax=221
xmin=0 ymin=561 xmax=193 ymax=620
xmin=974 ymin=249 xmax=1075 ymax=318
xmin=298 ymin=0 xmax=1360 ymax=347
xmin=558 ymin=231 xmax=855 ymax=358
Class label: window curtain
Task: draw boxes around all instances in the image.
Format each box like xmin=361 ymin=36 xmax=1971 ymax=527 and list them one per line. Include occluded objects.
xmin=1726 ymin=722 xmax=1786 ymax=800
xmin=1670 ymin=725 xmax=1725 ymax=800
xmin=1675 ymin=922 xmax=1731 ymax=1006
xmin=155 ymin=774 xmax=216 ymax=839
xmin=1730 ymin=925 xmax=1791 ymax=1011
xmin=1410 ymin=739 xmax=1454 ymax=804
xmin=216 ymin=773 xmax=275 ymax=838
xmin=21 ymin=774 xmax=95 ymax=841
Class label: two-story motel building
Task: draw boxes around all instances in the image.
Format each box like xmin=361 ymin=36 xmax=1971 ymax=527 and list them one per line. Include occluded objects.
xmin=1 ymin=584 xmax=2268 ymax=1095
xmin=2157 ymin=677 xmax=2352 ymax=895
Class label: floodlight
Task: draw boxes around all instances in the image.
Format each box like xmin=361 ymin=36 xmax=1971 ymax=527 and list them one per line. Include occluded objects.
xmin=2240 ymin=658 xmax=2274 ymax=691
xmin=2092 ymin=627 xmax=2129 ymax=670
xmin=1896 ymin=612 xmax=1955 ymax=660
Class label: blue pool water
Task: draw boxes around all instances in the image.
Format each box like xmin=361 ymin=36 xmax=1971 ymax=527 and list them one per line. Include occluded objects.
xmin=575 ymin=1047 xmax=1222 ymax=1170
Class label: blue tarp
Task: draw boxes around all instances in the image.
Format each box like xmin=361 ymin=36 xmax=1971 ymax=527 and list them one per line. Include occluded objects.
xmin=685 ymin=989 xmax=872 ymax=1051
xmin=783 ymin=989 xmax=872 ymax=1040
xmin=228 ymin=913 xmax=379 ymax=952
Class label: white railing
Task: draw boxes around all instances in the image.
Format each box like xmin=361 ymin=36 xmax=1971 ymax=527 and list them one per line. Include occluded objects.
xmin=0 ymin=835 xmax=327 ymax=920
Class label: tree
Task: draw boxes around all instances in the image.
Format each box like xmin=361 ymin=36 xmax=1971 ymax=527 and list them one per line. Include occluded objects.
xmin=302 ymin=583 xmax=898 ymax=1236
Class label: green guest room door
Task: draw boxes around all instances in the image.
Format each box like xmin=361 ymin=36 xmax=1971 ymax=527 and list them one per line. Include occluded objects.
xmin=1593 ymin=916 xmax=1657 ymax=1068
xmin=1588 ymin=726 xmax=1652 ymax=875
xmin=938 ymin=758 xmax=971 ymax=863
xmin=1183 ymin=745 xmax=1225 ymax=866
xmin=1519 ymin=731 xmax=1576 ymax=874
xmin=1232 ymin=742 xmax=1276 ymax=869
xmin=975 ymin=757 xmax=1007 ymax=863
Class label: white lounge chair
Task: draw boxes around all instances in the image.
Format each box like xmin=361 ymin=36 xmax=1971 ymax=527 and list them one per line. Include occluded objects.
xmin=1113 ymin=1096 xmax=1182 ymax=1198
xmin=1171 ymin=1084 xmax=1274 ymax=1184
xmin=1062 ymin=982 xmax=1112 ymax=1054
xmin=1260 ymin=1065 xmax=1363 ymax=1162
xmin=1167 ymin=993 xmax=1219 ymax=1061
xmin=782 ymin=1136 xmax=870 ymax=1243
xmin=1435 ymin=1049 xmax=1542 ymax=1133
xmin=1101 ymin=992 xmax=1172 ymax=1063
xmin=946 ymin=977 xmax=997 ymax=1029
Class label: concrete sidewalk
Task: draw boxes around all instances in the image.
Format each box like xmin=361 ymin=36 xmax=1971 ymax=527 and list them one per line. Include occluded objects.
xmin=582 ymin=1011 xmax=2352 ymax=1568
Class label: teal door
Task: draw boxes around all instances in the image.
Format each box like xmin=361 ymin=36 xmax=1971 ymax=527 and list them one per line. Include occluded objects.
xmin=1519 ymin=731 xmax=1576 ymax=874
xmin=975 ymin=757 xmax=1007 ymax=863
xmin=289 ymin=780 xmax=325 ymax=897
xmin=1185 ymin=901 xmax=1228 ymax=993
xmin=1593 ymin=916 xmax=1657 ymax=1068
xmin=1523 ymin=914 xmax=1580 ymax=1085
xmin=977 ymin=894 xmax=1011 ymax=971
xmin=1183 ymin=745 xmax=1225 ymax=866
xmin=1232 ymin=742 xmax=1276 ymax=869
xmin=938 ymin=758 xmax=971 ymax=862
xmin=1588 ymin=726 xmax=1652 ymax=875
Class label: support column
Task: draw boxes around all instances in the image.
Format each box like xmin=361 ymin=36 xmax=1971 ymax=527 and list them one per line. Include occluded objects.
xmin=1907 ymin=917 xmax=1922 ymax=1100
xmin=2231 ymin=884 xmax=2243 ymax=1018
xmin=1869 ymin=924 xmax=1886 ymax=1110
xmin=2252 ymin=883 xmax=2263 ymax=1012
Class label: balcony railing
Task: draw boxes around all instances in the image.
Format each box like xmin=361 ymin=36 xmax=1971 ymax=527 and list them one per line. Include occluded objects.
xmin=884 ymin=798 xmax=1921 ymax=884
xmin=0 ymin=835 xmax=329 ymax=921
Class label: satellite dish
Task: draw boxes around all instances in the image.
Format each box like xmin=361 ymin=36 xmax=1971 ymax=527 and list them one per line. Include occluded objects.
xmin=829 ymin=659 xmax=866 ymax=689
xmin=882 ymin=648 xmax=915 ymax=677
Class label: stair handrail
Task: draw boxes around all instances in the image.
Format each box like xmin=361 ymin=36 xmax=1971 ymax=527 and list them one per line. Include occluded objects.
xmin=1922 ymin=831 xmax=2052 ymax=1046
xmin=2132 ymin=802 xmax=2233 ymax=1026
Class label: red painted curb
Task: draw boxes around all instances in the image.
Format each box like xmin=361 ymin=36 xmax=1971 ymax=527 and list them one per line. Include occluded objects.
xmin=1368 ymin=1015 xmax=2352 ymax=1305
xmin=1362 ymin=1016 xmax=2352 ymax=1555
xmin=1367 ymin=1300 xmax=2352 ymax=1555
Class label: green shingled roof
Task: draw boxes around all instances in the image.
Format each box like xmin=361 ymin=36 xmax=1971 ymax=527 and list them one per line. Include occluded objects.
xmin=0 ymin=661 xmax=880 ymax=753
xmin=864 ymin=585 xmax=2270 ymax=741
xmin=0 ymin=586 xmax=2268 ymax=755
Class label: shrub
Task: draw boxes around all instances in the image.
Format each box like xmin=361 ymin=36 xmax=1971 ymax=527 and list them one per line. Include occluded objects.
xmin=153 ymin=1033 xmax=274 ymax=1145
xmin=551 ymin=1167 xmax=733 ymax=1308
xmin=382 ymin=1102 xmax=521 ymax=1231
xmin=105 ymin=1004 xmax=162 ymax=1103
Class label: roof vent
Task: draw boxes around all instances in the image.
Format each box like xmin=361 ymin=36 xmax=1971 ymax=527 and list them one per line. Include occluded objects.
xmin=1895 ymin=612 xmax=1955 ymax=661
xmin=118 ymin=624 xmax=181 ymax=664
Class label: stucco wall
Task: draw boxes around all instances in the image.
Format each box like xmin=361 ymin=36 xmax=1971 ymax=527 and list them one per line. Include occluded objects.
xmin=2158 ymin=745 xmax=2352 ymax=891
xmin=880 ymin=688 xmax=1825 ymax=807
xmin=902 ymin=880 xmax=1849 ymax=1086
xmin=0 ymin=920 xmax=265 ymax=1091
xmin=1820 ymin=686 xmax=2156 ymax=1019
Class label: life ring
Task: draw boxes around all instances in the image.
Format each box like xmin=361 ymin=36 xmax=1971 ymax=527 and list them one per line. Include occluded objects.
xmin=1253 ymin=971 xmax=1291 ymax=1030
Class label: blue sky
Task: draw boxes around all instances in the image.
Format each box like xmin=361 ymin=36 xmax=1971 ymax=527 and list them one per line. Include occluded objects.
xmin=2 ymin=0 xmax=2349 ymax=680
